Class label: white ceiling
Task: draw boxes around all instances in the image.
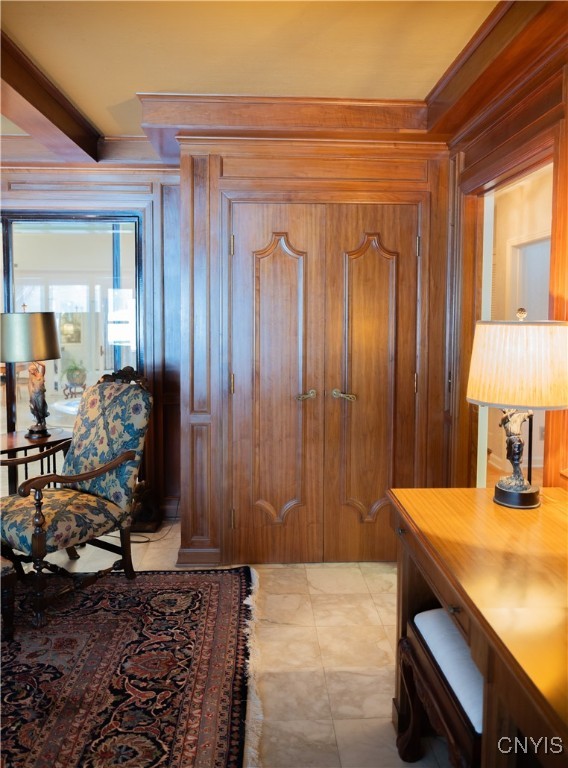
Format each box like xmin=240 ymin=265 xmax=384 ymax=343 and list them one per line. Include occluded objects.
xmin=1 ymin=1 xmax=499 ymax=138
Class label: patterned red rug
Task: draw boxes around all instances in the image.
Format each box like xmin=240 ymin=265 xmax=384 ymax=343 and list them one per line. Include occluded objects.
xmin=1 ymin=568 xmax=255 ymax=768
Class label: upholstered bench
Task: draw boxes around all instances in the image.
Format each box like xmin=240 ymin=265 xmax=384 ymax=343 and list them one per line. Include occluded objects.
xmin=397 ymin=607 xmax=483 ymax=766
xmin=1 ymin=555 xmax=17 ymax=641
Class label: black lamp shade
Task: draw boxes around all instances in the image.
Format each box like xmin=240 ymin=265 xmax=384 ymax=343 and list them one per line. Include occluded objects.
xmin=0 ymin=312 xmax=61 ymax=363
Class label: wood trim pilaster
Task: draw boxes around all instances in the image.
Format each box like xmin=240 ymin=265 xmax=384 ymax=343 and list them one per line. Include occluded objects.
xmin=177 ymin=148 xmax=223 ymax=564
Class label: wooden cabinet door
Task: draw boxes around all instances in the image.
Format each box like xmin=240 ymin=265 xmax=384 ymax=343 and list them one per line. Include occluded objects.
xmin=230 ymin=202 xmax=419 ymax=563
xmin=323 ymin=204 xmax=419 ymax=561
xmin=230 ymin=203 xmax=326 ymax=563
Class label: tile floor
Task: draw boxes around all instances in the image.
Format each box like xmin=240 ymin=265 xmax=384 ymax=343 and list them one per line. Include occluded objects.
xmin=39 ymin=521 xmax=451 ymax=768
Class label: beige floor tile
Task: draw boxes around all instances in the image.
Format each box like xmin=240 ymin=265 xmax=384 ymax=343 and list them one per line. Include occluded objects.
xmin=258 ymin=668 xmax=332 ymax=720
xmin=317 ymin=625 xmax=394 ymax=668
xmin=45 ymin=540 xmax=121 ymax=572
xmin=256 ymin=625 xmax=323 ymax=670
xmin=325 ymin=666 xmax=395 ymax=719
xmin=137 ymin=550 xmax=179 ymax=570
xmin=259 ymin=719 xmax=341 ymax=768
xmin=383 ymin=624 xmax=398 ymax=654
xmin=306 ymin=567 xmax=369 ymax=595
xmin=258 ymin=567 xmax=310 ymax=595
xmin=311 ymin=593 xmax=381 ymax=626
xmin=358 ymin=561 xmax=397 ymax=574
xmin=333 ymin=717 xmax=439 ymax=768
xmin=133 ymin=523 xmax=181 ymax=569
xmin=131 ymin=544 xmax=152 ymax=570
xmin=371 ymin=591 xmax=398 ymax=624
xmin=136 ymin=552 xmax=177 ymax=571
xmin=258 ymin=592 xmax=316 ymax=626
xmin=359 ymin=565 xmax=397 ymax=593
xmin=132 ymin=521 xmax=180 ymax=546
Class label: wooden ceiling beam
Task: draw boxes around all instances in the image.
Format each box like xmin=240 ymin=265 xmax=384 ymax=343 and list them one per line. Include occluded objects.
xmin=1 ymin=31 xmax=100 ymax=163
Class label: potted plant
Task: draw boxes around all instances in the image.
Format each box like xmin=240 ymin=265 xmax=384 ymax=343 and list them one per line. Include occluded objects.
xmin=62 ymin=359 xmax=87 ymax=387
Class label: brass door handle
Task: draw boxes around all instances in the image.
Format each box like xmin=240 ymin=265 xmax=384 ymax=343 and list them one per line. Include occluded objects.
xmin=296 ymin=389 xmax=317 ymax=401
xmin=332 ymin=388 xmax=357 ymax=402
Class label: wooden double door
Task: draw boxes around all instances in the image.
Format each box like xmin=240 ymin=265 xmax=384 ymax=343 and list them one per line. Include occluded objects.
xmin=230 ymin=202 xmax=419 ymax=563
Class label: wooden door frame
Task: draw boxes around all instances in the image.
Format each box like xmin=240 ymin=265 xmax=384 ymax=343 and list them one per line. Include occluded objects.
xmin=177 ymin=135 xmax=447 ymax=566
xmin=448 ymin=122 xmax=568 ymax=489
xmin=218 ymin=187 xmax=432 ymax=563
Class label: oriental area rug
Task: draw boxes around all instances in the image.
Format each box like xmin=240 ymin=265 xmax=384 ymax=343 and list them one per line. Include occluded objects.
xmin=1 ymin=567 xmax=257 ymax=768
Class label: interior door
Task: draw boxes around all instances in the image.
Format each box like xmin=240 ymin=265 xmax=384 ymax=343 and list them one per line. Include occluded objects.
xmin=230 ymin=201 xmax=419 ymax=563
xmin=230 ymin=203 xmax=326 ymax=563
xmin=323 ymin=204 xmax=419 ymax=561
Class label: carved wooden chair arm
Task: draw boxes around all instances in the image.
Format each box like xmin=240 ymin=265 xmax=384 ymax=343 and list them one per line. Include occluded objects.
xmin=17 ymin=450 xmax=136 ymax=497
xmin=0 ymin=440 xmax=72 ymax=468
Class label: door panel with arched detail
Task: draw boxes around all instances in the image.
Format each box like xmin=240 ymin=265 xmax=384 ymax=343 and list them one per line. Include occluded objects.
xmin=231 ymin=203 xmax=326 ymax=563
xmin=230 ymin=202 xmax=419 ymax=563
xmin=323 ymin=204 xmax=419 ymax=561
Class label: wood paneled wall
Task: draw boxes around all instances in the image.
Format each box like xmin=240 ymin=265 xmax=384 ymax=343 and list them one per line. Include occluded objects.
xmin=2 ymin=1 xmax=566 ymax=551
xmin=172 ymin=133 xmax=450 ymax=563
xmin=441 ymin=1 xmax=568 ymax=487
xmin=0 ymin=168 xmax=182 ymax=517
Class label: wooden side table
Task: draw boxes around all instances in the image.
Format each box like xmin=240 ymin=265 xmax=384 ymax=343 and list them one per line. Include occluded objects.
xmin=1 ymin=429 xmax=73 ymax=495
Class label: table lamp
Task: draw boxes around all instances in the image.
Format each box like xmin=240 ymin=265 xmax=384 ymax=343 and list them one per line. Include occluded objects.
xmin=0 ymin=311 xmax=61 ymax=439
xmin=466 ymin=314 xmax=568 ymax=509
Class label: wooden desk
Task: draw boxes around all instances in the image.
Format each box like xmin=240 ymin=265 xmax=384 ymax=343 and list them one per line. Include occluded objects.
xmin=1 ymin=429 xmax=72 ymax=495
xmin=388 ymin=487 xmax=568 ymax=767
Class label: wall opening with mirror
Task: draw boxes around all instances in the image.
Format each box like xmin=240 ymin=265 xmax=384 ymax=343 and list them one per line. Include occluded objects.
xmin=1 ymin=213 xmax=142 ymax=436
xmin=477 ymin=163 xmax=553 ymax=488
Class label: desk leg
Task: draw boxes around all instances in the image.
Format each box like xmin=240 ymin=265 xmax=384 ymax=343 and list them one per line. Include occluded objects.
xmin=482 ymin=681 xmax=517 ymax=767
xmin=482 ymin=651 xmax=568 ymax=767
xmin=393 ymin=543 xmax=411 ymax=732
xmin=393 ymin=534 xmax=448 ymax=740
xmin=393 ymin=543 xmax=434 ymax=732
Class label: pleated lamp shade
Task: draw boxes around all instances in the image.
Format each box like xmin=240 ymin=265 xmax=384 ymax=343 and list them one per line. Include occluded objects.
xmin=0 ymin=312 xmax=61 ymax=363
xmin=466 ymin=321 xmax=568 ymax=410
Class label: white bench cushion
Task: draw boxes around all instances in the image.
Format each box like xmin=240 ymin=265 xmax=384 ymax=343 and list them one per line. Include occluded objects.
xmin=414 ymin=608 xmax=483 ymax=734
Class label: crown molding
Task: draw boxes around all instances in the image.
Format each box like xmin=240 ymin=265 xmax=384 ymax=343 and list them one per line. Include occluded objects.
xmin=139 ymin=93 xmax=430 ymax=163
xmin=427 ymin=1 xmax=566 ymax=138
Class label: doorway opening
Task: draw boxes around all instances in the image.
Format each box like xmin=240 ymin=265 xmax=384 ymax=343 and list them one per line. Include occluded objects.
xmin=477 ymin=164 xmax=553 ymax=488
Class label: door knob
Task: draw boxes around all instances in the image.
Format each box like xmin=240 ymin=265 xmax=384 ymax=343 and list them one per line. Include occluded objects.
xmin=332 ymin=388 xmax=357 ymax=402
xmin=296 ymin=389 xmax=317 ymax=401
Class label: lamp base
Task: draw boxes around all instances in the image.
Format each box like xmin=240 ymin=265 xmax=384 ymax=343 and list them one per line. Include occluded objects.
xmin=25 ymin=424 xmax=51 ymax=440
xmin=493 ymin=484 xmax=540 ymax=509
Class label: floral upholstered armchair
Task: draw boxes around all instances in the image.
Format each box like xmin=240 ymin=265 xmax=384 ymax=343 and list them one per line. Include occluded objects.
xmin=0 ymin=367 xmax=153 ymax=629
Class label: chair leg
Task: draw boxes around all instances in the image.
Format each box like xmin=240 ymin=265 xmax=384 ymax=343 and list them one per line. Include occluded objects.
xmin=31 ymin=565 xmax=48 ymax=628
xmin=30 ymin=488 xmax=49 ymax=627
xmin=66 ymin=546 xmax=81 ymax=560
xmin=1 ymin=571 xmax=16 ymax=641
xmin=120 ymin=527 xmax=136 ymax=579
